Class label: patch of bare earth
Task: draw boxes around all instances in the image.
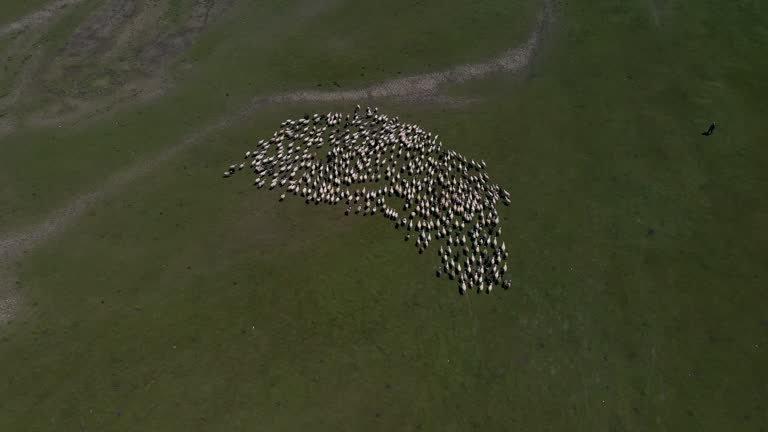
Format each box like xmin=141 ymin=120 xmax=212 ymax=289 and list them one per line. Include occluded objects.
xmin=12 ymin=0 xmax=233 ymax=128
xmin=270 ymin=0 xmax=553 ymax=104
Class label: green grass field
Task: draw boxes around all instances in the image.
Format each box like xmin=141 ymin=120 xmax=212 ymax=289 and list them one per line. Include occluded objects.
xmin=1 ymin=0 xmax=766 ymax=430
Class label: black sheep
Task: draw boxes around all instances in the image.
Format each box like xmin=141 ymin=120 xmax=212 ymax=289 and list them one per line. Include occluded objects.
xmin=702 ymin=122 xmax=716 ymax=136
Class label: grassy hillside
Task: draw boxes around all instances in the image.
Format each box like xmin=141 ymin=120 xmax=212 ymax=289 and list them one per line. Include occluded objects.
xmin=1 ymin=0 xmax=766 ymax=430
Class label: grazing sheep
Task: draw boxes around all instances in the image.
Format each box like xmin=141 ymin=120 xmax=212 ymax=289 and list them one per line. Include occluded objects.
xmin=222 ymin=106 xmax=513 ymax=294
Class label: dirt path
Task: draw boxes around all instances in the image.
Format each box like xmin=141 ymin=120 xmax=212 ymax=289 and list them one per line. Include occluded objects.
xmin=0 ymin=0 xmax=87 ymax=38
xmin=269 ymin=2 xmax=550 ymax=104
xmin=0 ymin=0 xmax=555 ymax=323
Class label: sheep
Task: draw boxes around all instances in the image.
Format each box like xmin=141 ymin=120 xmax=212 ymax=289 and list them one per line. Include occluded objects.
xmin=222 ymin=106 xmax=512 ymax=294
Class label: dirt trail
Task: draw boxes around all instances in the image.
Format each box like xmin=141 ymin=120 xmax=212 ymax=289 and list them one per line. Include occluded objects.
xmin=0 ymin=0 xmax=555 ymax=323
xmin=0 ymin=0 xmax=87 ymax=38
xmin=269 ymin=1 xmax=550 ymax=104
xmin=0 ymin=0 xmax=339 ymax=135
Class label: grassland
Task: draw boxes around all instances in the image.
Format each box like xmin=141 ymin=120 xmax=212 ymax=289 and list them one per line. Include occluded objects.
xmin=1 ymin=0 xmax=767 ymax=430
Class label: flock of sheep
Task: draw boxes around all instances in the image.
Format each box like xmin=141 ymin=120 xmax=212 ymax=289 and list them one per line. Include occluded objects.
xmin=223 ymin=106 xmax=512 ymax=294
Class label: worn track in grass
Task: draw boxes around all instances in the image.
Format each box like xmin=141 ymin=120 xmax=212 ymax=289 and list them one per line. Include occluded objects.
xmin=0 ymin=0 xmax=555 ymax=322
xmin=0 ymin=0 xmax=87 ymax=38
